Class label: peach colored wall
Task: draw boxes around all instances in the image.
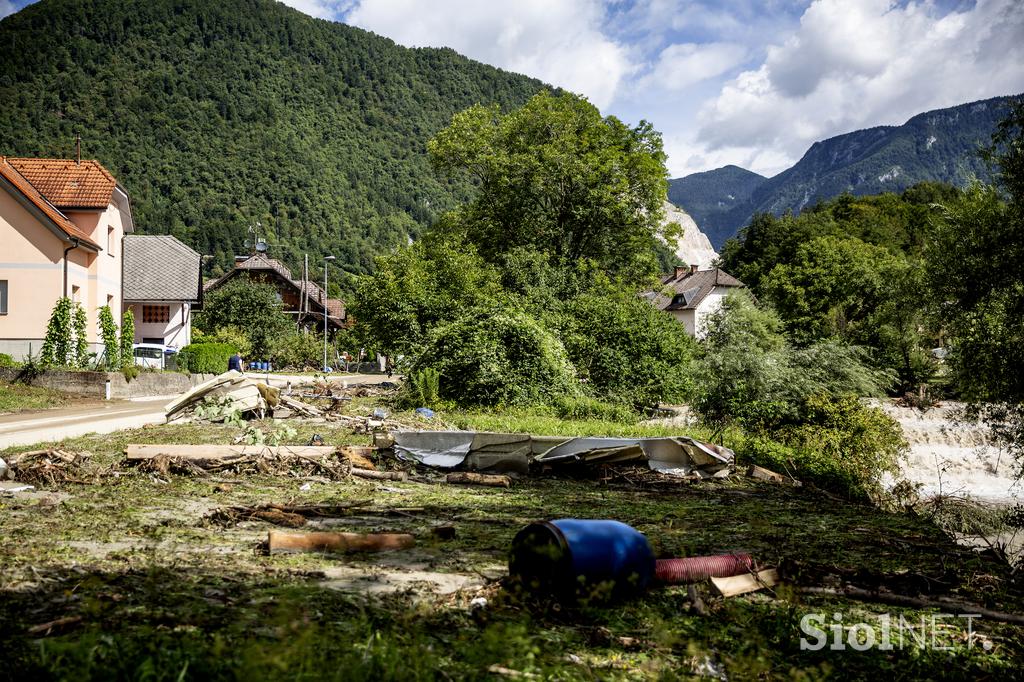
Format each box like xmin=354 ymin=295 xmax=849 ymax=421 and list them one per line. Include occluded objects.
xmin=66 ymin=202 xmax=125 ymax=340
xmin=0 ymin=187 xmax=110 ymax=359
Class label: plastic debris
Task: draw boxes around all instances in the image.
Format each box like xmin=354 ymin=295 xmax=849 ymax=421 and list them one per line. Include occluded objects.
xmin=415 ymin=407 xmax=436 ymax=419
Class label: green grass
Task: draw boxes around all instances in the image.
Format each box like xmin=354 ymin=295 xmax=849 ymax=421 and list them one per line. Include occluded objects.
xmin=0 ymin=382 xmax=71 ymax=414
xmin=1 ymin=402 xmax=1022 ymax=680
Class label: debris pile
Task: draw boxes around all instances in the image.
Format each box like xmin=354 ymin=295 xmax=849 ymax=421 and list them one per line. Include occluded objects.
xmin=390 ymin=431 xmax=734 ymax=479
xmin=1 ymin=449 xmax=91 ymax=486
xmin=165 ymin=371 xmax=322 ymax=422
xmin=125 ymin=444 xmax=372 ymax=480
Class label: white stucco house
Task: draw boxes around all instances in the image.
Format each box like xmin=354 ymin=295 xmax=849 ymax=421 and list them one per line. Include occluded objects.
xmin=643 ymin=265 xmax=744 ymax=339
xmin=122 ymin=235 xmax=201 ymax=349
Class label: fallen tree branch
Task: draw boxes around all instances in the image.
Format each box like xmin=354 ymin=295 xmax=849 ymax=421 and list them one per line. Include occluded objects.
xmin=351 ymin=468 xmax=407 ymax=482
xmin=798 ymin=586 xmax=1024 ymax=626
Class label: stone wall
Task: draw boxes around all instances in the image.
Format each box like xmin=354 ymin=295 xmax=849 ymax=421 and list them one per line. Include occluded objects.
xmin=0 ymin=368 xmax=215 ymax=399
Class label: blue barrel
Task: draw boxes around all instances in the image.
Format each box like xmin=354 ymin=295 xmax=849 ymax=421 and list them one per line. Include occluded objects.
xmin=509 ymin=519 xmax=655 ymax=601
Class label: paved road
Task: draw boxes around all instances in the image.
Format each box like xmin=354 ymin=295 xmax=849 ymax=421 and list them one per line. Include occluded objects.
xmin=0 ymin=373 xmax=396 ymax=450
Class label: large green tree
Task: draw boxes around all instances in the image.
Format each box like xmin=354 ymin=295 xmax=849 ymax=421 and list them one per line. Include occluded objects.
xmin=427 ymin=90 xmax=672 ymax=281
xmin=194 ymin=279 xmax=293 ymax=357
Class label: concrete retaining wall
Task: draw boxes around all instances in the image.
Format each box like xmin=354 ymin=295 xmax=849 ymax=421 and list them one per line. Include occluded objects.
xmin=0 ymin=368 xmax=215 ymax=399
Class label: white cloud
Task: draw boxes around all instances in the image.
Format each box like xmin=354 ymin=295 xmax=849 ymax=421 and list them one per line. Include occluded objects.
xmin=639 ymin=42 xmax=746 ymax=92
xmin=278 ymin=0 xmax=354 ymax=21
xmin=345 ymin=0 xmax=633 ymax=109
xmin=694 ymin=0 xmax=1024 ymax=173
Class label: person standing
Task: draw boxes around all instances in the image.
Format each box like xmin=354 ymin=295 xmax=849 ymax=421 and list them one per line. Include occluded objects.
xmin=228 ymin=352 xmax=244 ymax=373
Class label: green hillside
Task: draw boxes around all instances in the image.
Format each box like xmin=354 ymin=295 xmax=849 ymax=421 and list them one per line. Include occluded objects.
xmin=666 ymin=164 xmax=765 ymax=248
xmin=0 ymin=0 xmax=546 ymax=279
xmin=670 ymin=95 xmax=1020 ymax=247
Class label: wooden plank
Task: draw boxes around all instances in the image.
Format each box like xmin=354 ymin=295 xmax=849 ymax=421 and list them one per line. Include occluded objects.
xmin=711 ymin=569 xmax=779 ymax=597
xmin=268 ymin=530 xmax=415 ymax=554
xmin=125 ymin=444 xmax=337 ymax=461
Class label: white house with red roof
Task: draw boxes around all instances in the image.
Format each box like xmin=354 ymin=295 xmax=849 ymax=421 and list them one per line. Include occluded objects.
xmin=0 ymin=156 xmax=134 ymax=360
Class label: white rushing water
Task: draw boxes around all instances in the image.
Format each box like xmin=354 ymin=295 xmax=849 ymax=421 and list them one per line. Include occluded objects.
xmin=879 ymin=401 xmax=1023 ymax=504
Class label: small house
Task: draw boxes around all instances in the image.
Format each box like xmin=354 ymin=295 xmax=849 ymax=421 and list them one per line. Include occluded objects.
xmin=122 ymin=235 xmax=202 ymax=349
xmin=643 ymin=265 xmax=744 ymax=338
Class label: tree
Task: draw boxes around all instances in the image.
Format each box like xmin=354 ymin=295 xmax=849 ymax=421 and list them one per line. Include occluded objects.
xmin=926 ymin=103 xmax=1024 ymax=408
xmin=120 ymin=309 xmax=135 ymax=368
xmin=193 ymin=280 xmax=293 ymax=357
xmin=427 ymin=90 xmax=671 ymax=281
xmin=98 ymin=306 xmax=120 ymax=369
xmin=40 ymin=298 xmax=73 ymax=367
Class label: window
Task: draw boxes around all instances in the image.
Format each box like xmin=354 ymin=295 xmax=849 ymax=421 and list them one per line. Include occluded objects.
xmin=107 ymin=226 xmax=115 ymax=256
xmin=0 ymin=280 xmax=7 ymax=315
xmin=107 ymin=294 xmax=114 ymax=307
xmin=142 ymin=305 xmax=170 ymax=324
xmin=71 ymin=285 xmax=80 ymax=303
xmin=142 ymin=337 xmax=165 ymax=345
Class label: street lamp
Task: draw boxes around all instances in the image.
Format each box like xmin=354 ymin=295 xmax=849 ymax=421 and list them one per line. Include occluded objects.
xmin=323 ymin=255 xmax=335 ymax=372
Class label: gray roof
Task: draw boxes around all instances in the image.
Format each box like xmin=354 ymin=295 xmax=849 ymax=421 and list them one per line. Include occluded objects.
xmin=646 ymin=267 xmax=744 ymax=311
xmin=123 ymin=235 xmax=201 ymax=302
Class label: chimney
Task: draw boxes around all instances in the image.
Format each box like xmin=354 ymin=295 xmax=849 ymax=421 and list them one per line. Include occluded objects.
xmin=674 ymin=265 xmax=688 ymax=280
xmin=690 ymin=263 xmax=699 ymax=274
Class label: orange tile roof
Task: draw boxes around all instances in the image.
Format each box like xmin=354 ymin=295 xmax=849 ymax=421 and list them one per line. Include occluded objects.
xmin=0 ymin=157 xmax=100 ymax=249
xmin=6 ymin=157 xmax=117 ymax=209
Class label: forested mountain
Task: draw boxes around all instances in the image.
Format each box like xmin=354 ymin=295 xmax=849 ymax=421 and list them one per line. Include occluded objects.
xmin=666 ymin=165 xmax=765 ymax=249
xmin=670 ymin=95 xmax=1021 ymax=247
xmin=0 ymin=0 xmax=546 ymax=279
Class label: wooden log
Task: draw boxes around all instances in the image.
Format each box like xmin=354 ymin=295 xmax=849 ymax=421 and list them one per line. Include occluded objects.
xmin=746 ymin=464 xmax=799 ymax=486
xmin=268 ymin=530 xmax=414 ymax=554
xmin=340 ymin=445 xmax=377 ymax=470
xmin=798 ymin=586 xmax=1024 ymax=626
xmin=125 ymin=444 xmax=337 ymax=463
xmin=711 ymin=569 xmax=779 ymax=597
xmin=350 ymin=468 xmax=407 ymax=481
xmin=446 ymin=472 xmax=511 ymax=488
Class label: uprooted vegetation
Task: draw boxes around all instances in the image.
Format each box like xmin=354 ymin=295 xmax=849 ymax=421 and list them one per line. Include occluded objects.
xmin=2 ymin=393 xmax=1023 ymax=680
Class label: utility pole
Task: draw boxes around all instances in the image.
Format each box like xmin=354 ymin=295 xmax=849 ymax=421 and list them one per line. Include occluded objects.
xmin=323 ymin=255 xmax=335 ymax=371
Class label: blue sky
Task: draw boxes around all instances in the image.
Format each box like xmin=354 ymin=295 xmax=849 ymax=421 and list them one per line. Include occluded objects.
xmin=4 ymin=0 xmax=1023 ymax=177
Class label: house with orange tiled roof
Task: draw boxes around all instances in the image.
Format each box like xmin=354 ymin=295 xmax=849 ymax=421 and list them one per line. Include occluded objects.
xmin=0 ymin=156 xmax=135 ymax=361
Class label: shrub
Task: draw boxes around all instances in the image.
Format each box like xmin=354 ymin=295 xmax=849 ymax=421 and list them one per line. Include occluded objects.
xmin=554 ymin=286 xmax=698 ymax=407
xmin=405 ymin=367 xmax=441 ymax=408
xmin=120 ymin=309 xmax=135 ymax=368
xmin=738 ymin=394 xmax=906 ymax=500
xmin=178 ymin=342 xmax=238 ymax=374
xmin=74 ymin=303 xmax=89 ymax=368
xmin=270 ymin=330 xmax=324 ymax=369
xmin=414 ymin=307 xmax=579 ymax=407
xmin=98 ymin=305 xmax=120 ymax=369
xmin=0 ymin=353 xmax=18 ymax=368
xmin=40 ymin=297 xmax=73 ymax=367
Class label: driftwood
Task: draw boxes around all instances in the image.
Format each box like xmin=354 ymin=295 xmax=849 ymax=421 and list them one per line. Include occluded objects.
xmin=27 ymin=615 xmax=83 ymax=636
xmin=798 ymin=586 xmax=1024 ymax=626
xmin=268 ymin=530 xmax=415 ymax=554
xmin=446 ymin=472 xmax=511 ymax=488
xmin=351 ymin=468 xmax=408 ymax=482
xmin=339 ymin=445 xmax=377 ymax=470
xmin=209 ymin=500 xmax=373 ymax=527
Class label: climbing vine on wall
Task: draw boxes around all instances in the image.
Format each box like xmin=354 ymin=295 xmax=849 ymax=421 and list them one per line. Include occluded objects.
xmin=40 ymin=297 xmax=73 ymax=367
xmin=120 ymin=309 xmax=135 ymax=368
xmin=74 ymin=303 xmax=89 ymax=368
xmin=98 ymin=306 xmax=120 ymax=370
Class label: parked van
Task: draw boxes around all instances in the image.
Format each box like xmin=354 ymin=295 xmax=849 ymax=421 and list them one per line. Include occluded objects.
xmin=132 ymin=343 xmax=177 ymax=370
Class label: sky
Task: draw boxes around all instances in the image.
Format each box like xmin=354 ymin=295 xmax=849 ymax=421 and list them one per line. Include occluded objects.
xmin=4 ymin=0 xmax=1024 ymax=178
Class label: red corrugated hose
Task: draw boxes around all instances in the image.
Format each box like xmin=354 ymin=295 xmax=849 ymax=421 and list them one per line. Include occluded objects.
xmin=654 ymin=552 xmax=754 ymax=584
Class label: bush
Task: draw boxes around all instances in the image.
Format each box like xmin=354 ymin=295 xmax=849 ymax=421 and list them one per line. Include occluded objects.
xmin=738 ymin=394 xmax=906 ymax=500
xmin=0 ymin=352 xmax=18 ymax=368
xmin=414 ymin=307 xmax=579 ymax=407
xmin=405 ymin=367 xmax=441 ymax=408
xmin=554 ymin=286 xmax=698 ymax=407
xmin=270 ymin=331 xmax=323 ymax=369
xmin=178 ymin=342 xmax=238 ymax=374
xmin=194 ymin=279 xmax=293 ymax=357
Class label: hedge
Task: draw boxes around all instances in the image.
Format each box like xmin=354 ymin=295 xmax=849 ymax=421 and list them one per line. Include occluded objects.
xmin=178 ymin=343 xmax=238 ymax=374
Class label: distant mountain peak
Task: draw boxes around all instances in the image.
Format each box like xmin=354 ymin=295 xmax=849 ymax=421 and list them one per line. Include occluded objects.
xmin=670 ymin=93 xmax=1022 ymax=248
